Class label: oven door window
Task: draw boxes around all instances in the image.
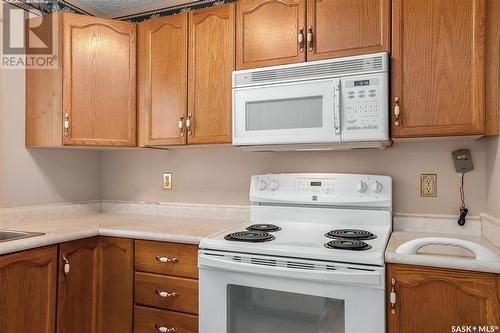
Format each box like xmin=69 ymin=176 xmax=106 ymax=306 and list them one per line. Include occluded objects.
xmin=227 ymin=284 xmax=345 ymax=333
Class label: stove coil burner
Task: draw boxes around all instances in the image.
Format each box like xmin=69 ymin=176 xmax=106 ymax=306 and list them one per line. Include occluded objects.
xmin=224 ymin=231 xmax=275 ymax=242
xmin=325 ymin=239 xmax=372 ymax=251
xmin=325 ymin=229 xmax=377 ymax=240
xmin=246 ymin=224 xmax=281 ymax=232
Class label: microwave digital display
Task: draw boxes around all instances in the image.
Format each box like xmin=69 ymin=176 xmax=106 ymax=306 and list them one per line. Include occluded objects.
xmin=310 ymin=181 xmax=322 ymax=186
xmin=354 ymin=80 xmax=370 ymax=87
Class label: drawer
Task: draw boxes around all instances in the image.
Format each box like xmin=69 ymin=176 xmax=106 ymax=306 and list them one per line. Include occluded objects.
xmin=135 ymin=272 xmax=198 ymax=314
xmin=134 ymin=305 xmax=198 ymax=333
xmin=135 ymin=240 xmax=199 ymax=279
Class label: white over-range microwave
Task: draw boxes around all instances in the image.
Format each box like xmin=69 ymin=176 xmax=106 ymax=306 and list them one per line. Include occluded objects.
xmin=232 ymin=52 xmax=391 ymax=150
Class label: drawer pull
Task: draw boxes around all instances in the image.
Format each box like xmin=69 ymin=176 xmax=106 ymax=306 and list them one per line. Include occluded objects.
xmin=156 ymin=256 xmax=178 ymax=263
xmin=156 ymin=289 xmax=177 ymax=298
xmin=156 ymin=324 xmax=177 ymax=332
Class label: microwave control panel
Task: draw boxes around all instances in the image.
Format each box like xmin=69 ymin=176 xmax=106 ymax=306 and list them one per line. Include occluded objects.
xmin=341 ymin=73 xmax=389 ymax=141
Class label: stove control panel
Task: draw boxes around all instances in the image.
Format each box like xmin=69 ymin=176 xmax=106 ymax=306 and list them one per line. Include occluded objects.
xmin=251 ymin=173 xmax=392 ymax=208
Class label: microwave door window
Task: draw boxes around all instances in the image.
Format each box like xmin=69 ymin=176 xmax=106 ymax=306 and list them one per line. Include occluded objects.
xmin=245 ymin=96 xmax=323 ymax=131
xmin=227 ymin=284 xmax=345 ymax=333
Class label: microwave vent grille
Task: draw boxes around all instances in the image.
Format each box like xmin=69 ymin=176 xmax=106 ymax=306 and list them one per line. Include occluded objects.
xmin=234 ymin=54 xmax=386 ymax=87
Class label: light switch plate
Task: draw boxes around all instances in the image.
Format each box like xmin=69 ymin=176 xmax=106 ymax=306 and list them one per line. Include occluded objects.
xmin=163 ymin=172 xmax=172 ymax=190
xmin=420 ymin=174 xmax=437 ymax=197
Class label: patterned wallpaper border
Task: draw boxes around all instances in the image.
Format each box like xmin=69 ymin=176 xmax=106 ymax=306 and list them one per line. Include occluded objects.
xmin=117 ymin=0 xmax=236 ymax=22
xmin=3 ymin=0 xmax=91 ymax=15
xmin=6 ymin=0 xmax=235 ymax=21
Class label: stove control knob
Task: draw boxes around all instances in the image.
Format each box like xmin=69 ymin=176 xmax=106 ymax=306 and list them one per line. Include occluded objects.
xmin=370 ymin=181 xmax=383 ymax=193
xmin=269 ymin=180 xmax=279 ymax=191
xmin=257 ymin=179 xmax=267 ymax=191
xmin=356 ymin=181 xmax=368 ymax=193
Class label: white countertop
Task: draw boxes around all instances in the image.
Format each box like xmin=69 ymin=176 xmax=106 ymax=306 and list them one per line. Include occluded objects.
xmin=0 ymin=213 xmax=243 ymax=256
xmin=385 ymin=231 xmax=500 ymax=274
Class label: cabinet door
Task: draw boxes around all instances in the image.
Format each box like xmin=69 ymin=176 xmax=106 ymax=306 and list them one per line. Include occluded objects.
xmin=188 ymin=4 xmax=234 ymax=144
xmin=391 ymin=0 xmax=486 ymax=137
xmin=57 ymin=237 xmax=100 ymax=333
xmin=97 ymin=237 xmax=133 ymax=333
xmin=0 ymin=246 xmax=57 ymax=333
xmin=306 ymin=0 xmax=389 ymax=61
xmin=387 ymin=264 xmax=500 ymax=333
xmin=236 ymin=0 xmax=306 ymax=69
xmin=62 ymin=14 xmax=137 ymax=146
xmin=138 ymin=14 xmax=188 ymax=146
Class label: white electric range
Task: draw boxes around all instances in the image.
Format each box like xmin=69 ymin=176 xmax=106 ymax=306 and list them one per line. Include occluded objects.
xmin=199 ymin=173 xmax=392 ymax=333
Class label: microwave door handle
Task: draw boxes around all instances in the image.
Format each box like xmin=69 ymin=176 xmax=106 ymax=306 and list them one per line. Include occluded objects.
xmin=334 ymin=81 xmax=341 ymax=136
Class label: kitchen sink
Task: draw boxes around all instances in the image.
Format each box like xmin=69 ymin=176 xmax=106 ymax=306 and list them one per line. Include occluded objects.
xmin=0 ymin=229 xmax=44 ymax=243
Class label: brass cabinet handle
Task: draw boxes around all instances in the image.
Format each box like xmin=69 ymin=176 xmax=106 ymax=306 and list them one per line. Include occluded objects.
xmin=307 ymin=26 xmax=314 ymax=52
xmin=156 ymin=289 xmax=177 ymax=298
xmin=155 ymin=324 xmax=177 ymax=332
xmin=298 ymin=27 xmax=305 ymax=53
xmin=390 ymin=278 xmax=397 ymax=314
xmin=178 ymin=115 xmax=185 ymax=137
xmin=186 ymin=113 xmax=192 ymax=136
xmin=64 ymin=113 xmax=70 ymax=137
xmin=394 ymin=97 xmax=401 ymax=126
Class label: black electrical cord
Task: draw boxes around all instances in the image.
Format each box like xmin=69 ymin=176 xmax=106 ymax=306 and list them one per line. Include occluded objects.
xmin=457 ymin=172 xmax=468 ymax=226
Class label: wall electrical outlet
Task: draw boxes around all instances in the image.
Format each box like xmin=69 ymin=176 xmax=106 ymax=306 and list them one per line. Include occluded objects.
xmin=420 ymin=174 xmax=437 ymax=197
xmin=163 ymin=172 xmax=172 ymax=190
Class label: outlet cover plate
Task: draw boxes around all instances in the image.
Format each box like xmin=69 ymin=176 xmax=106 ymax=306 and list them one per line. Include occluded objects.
xmin=163 ymin=172 xmax=172 ymax=190
xmin=420 ymin=174 xmax=437 ymax=197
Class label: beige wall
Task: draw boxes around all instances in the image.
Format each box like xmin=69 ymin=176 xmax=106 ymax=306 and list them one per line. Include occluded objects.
xmin=486 ymin=137 xmax=500 ymax=218
xmin=0 ymin=67 xmax=101 ymax=208
xmin=101 ymin=139 xmax=487 ymax=215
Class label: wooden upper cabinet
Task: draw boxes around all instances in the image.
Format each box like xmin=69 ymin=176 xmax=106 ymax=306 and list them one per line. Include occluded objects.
xmin=236 ymin=0 xmax=306 ymax=69
xmin=391 ymin=0 xmax=486 ymax=137
xmin=306 ymin=0 xmax=390 ymax=61
xmin=188 ymin=4 xmax=235 ymax=144
xmin=0 ymin=246 xmax=58 ymax=333
xmin=26 ymin=13 xmax=137 ymax=147
xmin=387 ymin=264 xmax=500 ymax=333
xmin=138 ymin=14 xmax=188 ymax=147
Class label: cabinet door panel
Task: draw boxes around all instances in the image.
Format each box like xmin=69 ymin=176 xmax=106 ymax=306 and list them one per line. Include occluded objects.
xmin=236 ymin=0 xmax=306 ymax=69
xmin=188 ymin=4 xmax=234 ymax=144
xmin=391 ymin=0 xmax=486 ymax=137
xmin=138 ymin=14 xmax=188 ymax=146
xmin=62 ymin=14 xmax=137 ymax=146
xmin=98 ymin=237 xmax=133 ymax=333
xmin=57 ymin=237 xmax=100 ymax=333
xmin=0 ymin=246 xmax=57 ymax=333
xmin=306 ymin=0 xmax=389 ymax=60
xmin=387 ymin=264 xmax=500 ymax=333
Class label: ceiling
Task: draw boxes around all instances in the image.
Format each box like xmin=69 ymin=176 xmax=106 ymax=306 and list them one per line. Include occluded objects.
xmin=73 ymin=0 xmax=197 ymax=17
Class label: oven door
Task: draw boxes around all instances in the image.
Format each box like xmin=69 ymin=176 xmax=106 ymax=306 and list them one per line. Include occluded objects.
xmin=199 ymin=250 xmax=385 ymax=333
xmin=232 ymin=78 xmax=341 ymax=146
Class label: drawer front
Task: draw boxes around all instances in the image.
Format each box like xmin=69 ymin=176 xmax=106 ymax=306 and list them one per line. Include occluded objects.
xmin=134 ymin=305 xmax=198 ymax=333
xmin=135 ymin=272 xmax=198 ymax=314
xmin=135 ymin=240 xmax=199 ymax=279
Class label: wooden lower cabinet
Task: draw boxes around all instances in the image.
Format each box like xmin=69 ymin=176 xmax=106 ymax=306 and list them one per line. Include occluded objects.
xmin=0 ymin=246 xmax=58 ymax=333
xmin=135 ymin=305 xmax=199 ymax=333
xmin=57 ymin=237 xmax=133 ymax=333
xmin=134 ymin=240 xmax=199 ymax=332
xmin=387 ymin=264 xmax=500 ymax=333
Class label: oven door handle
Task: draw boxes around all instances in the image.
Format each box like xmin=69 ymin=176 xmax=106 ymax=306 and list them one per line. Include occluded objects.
xmin=199 ymin=253 xmax=383 ymax=288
